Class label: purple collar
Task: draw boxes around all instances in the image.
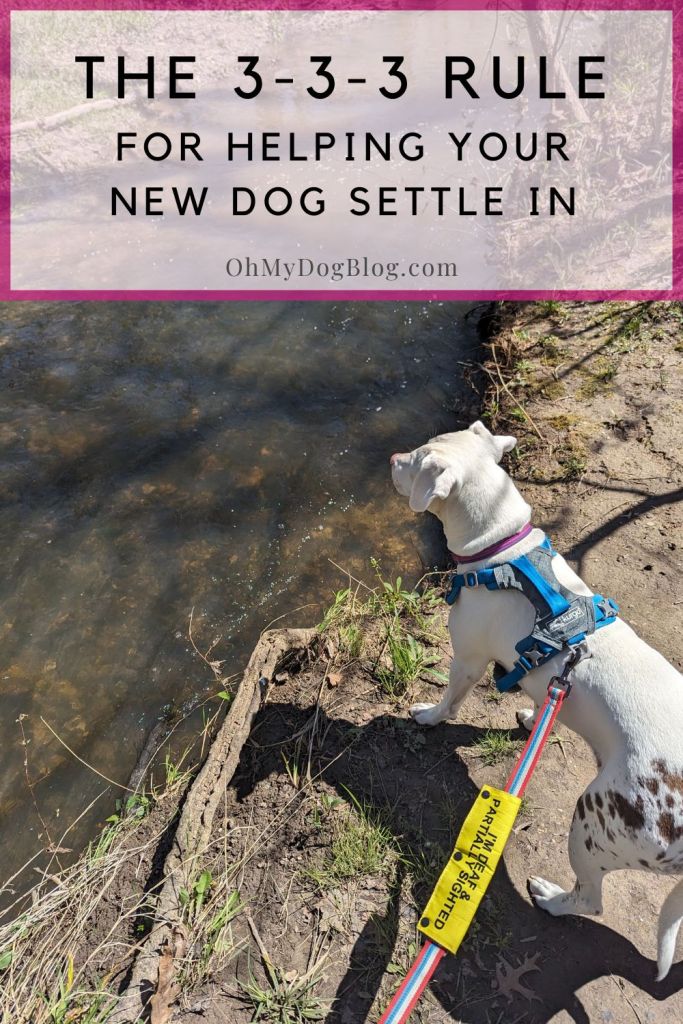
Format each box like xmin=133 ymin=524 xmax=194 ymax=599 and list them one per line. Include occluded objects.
xmin=451 ymin=523 xmax=534 ymax=565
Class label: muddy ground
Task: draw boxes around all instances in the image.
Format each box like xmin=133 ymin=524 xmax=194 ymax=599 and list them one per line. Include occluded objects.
xmin=166 ymin=302 xmax=682 ymax=1024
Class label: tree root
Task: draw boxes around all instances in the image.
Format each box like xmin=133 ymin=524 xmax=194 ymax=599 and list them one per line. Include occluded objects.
xmin=110 ymin=627 xmax=317 ymax=1024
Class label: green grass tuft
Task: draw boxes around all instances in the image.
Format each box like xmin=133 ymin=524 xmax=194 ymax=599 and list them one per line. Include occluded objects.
xmin=339 ymin=623 xmax=363 ymax=659
xmin=304 ymin=794 xmax=393 ymax=890
xmin=242 ymin=961 xmax=328 ymax=1023
xmin=376 ymin=630 xmax=437 ymax=700
xmin=472 ymin=729 xmax=523 ymax=766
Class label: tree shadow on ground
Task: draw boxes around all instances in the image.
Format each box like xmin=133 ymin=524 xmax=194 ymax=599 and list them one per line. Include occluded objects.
xmin=232 ymin=699 xmax=683 ymax=1024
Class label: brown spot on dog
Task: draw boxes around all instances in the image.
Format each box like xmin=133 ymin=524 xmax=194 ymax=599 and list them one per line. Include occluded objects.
xmin=653 ymin=760 xmax=683 ymax=795
xmin=597 ymin=810 xmax=605 ymax=830
xmin=657 ymin=812 xmax=683 ymax=844
xmin=666 ymin=794 xmax=675 ymax=809
xmin=644 ymin=778 xmax=660 ymax=797
xmin=585 ymin=793 xmax=594 ymax=813
xmin=595 ymin=793 xmax=604 ymax=809
xmin=608 ymin=791 xmax=645 ymax=833
xmin=576 ymin=796 xmax=585 ymax=821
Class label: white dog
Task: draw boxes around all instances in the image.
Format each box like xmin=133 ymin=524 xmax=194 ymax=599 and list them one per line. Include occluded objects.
xmin=391 ymin=421 xmax=683 ymax=979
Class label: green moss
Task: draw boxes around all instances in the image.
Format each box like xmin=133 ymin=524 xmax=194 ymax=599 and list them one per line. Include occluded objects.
xmin=547 ymin=413 xmax=579 ymax=430
xmin=538 ymin=380 xmax=566 ymax=401
xmin=538 ymin=335 xmax=567 ymax=366
xmin=578 ymin=356 xmax=618 ymax=398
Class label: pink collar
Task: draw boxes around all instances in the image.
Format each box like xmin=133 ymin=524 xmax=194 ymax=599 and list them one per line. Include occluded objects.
xmin=451 ymin=523 xmax=534 ymax=565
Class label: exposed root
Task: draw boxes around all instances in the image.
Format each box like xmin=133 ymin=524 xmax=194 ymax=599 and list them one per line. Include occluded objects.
xmin=110 ymin=628 xmax=316 ymax=1024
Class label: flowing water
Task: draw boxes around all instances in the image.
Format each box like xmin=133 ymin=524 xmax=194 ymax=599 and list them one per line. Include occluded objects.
xmin=0 ymin=300 xmax=480 ymax=886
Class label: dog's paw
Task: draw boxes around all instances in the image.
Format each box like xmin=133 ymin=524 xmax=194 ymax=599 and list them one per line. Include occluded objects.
xmin=527 ymin=875 xmax=566 ymax=912
xmin=409 ymin=702 xmax=440 ymax=726
xmin=516 ymin=707 xmax=537 ymax=732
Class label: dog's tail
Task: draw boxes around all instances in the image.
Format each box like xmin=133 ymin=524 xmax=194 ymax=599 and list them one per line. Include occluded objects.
xmin=657 ymin=877 xmax=683 ymax=980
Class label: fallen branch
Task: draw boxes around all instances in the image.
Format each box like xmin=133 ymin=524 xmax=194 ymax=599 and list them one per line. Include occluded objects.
xmin=13 ymin=96 xmax=136 ymax=135
xmin=127 ymin=712 xmax=178 ymax=796
xmin=526 ymin=11 xmax=589 ymax=125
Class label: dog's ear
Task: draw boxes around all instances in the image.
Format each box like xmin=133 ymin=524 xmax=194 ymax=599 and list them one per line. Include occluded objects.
xmin=409 ymin=457 xmax=459 ymax=512
xmin=468 ymin=420 xmax=490 ymax=438
xmin=491 ymin=433 xmax=517 ymax=461
xmin=469 ymin=421 xmax=516 ymax=463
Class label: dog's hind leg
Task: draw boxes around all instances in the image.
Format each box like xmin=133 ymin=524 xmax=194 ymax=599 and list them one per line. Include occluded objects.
xmin=657 ymin=877 xmax=683 ymax=980
xmin=410 ymin=653 xmax=487 ymax=726
xmin=528 ymin=790 xmax=608 ymax=917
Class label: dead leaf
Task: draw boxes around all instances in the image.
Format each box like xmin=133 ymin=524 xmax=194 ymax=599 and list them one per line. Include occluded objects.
xmin=328 ymin=672 xmax=342 ymax=688
xmin=492 ymin=952 xmax=540 ymax=1003
xmin=172 ymin=924 xmax=187 ymax=959
xmin=149 ymin=927 xmax=187 ymax=1024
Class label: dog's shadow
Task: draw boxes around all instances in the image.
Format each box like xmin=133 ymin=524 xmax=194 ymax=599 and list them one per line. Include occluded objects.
xmin=233 ymin=700 xmax=683 ymax=1023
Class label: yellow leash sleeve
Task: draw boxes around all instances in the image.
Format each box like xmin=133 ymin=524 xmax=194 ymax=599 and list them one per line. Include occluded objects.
xmin=417 ymin=786 xmax=521 ymax=955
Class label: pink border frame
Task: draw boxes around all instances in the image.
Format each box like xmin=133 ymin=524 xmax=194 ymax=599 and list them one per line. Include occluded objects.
xmin=0 ymin=0 xmax=679 ymax=301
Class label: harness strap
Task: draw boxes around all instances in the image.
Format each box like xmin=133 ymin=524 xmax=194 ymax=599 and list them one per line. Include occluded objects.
xmin=445 ymin=534 xmax=619 ymax=692
xmin=376 ymin=680 xmax=570 ymax=1024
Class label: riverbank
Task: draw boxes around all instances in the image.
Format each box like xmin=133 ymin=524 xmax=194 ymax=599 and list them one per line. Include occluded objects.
xmin=1 ymin=300 xmax=681 ymax=1024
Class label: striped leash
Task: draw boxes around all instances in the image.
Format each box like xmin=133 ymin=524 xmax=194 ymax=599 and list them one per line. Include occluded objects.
xmin=377 ymin=666 xmax=575 ymax=1024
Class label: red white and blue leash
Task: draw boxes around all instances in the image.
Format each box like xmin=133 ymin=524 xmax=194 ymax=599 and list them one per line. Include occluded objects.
xmin=377 ymin=673 xmax=573 ymax=1024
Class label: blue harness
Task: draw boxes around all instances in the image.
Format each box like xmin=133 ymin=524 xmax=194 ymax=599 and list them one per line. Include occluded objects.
xmin=445 ymin=535 xmax=619 ymax=692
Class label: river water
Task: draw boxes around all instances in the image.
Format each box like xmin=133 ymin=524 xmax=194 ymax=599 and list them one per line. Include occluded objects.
xmin=0 ymin=300 xmax=480 ymax=888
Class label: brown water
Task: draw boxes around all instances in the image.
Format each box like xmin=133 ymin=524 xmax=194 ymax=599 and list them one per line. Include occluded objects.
xmin=0 ymin=300 xmax=480 ymax=887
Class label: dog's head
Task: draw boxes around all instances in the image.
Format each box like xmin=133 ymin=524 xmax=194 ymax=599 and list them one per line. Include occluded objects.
xmin=390 ymin=421 xmax=528 ymax=552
